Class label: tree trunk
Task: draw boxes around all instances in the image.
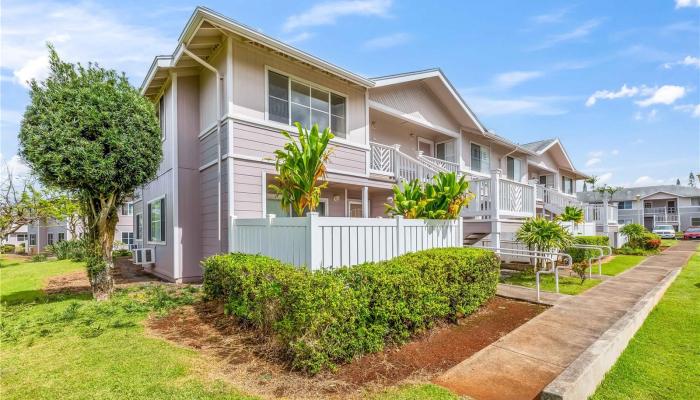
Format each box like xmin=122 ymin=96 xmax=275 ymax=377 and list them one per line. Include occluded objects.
xmin=85 ymin=194 xmax=119 ymax=300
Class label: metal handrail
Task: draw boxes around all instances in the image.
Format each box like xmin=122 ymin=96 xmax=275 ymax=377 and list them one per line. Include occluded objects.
xmin=477 ymin=245 xmax=572 ymax=302
xmin=568 ymin=244 xmax=612 ymax=277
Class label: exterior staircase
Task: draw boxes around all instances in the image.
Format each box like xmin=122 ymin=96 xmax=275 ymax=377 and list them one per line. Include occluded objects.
xmin=369 ymin=141 xmax=447 ymax=183
xmin=463 ymin=232 xmax=489 ymax=246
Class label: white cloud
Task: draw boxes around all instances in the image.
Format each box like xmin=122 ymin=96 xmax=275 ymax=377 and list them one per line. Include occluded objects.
xmin=674 ymin=103 xmax=700 ymax=117
xmin=283 ymin=0 xmax=392 ymax=32
xmin=635 ymin=85 xmax=686 ymax=107
xmin=463 ymin=94 xmax=569 ymax=116
xmin=662 ymin=55 xmax=700 ymax=69
xmin=285 ymin=31 xmax=315 ymax=44
xmin=363 ymin=32 xmax=410 ymax=49
xmin=585 ymin=158 xmax=601 ymax=167
xmin=634 ymin=109 xmax=658 ymax=121
xmin=493 ymin=70 xmax=543 ymax=89
xmin=631 ymin=176 xmax=675 ymax=187
xmin=0 ymin=153 xmax=31 ymax=184
xmin=586 ymin=84 xmax=640 ymax=107
xmin=1 ymin=0 xmax=173 ymax=88
xmin=598 ymin=172 xmax=613 ymax=184
xmin=531 ymin=7 xmax=571 ymax=24
xmin=611 ymin=149 xmax=620 ymax=156
xmin=530 ymin=19 xmax=602 ymax=50
xmin=588 ymin=150 xmax=604 ymax=158
xmin=676 ymin=0 xmax=700 ymax=8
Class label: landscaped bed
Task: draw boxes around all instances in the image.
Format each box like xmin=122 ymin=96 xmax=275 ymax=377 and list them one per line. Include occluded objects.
xmin=500 ymin=270 xmax=601 ymax=295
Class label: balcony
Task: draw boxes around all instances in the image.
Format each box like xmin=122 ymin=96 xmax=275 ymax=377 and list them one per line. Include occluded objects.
xmin=584 ymin=204 xmax=618 ymax=225
xmin=369 ymin=141 xmax=444 ymax=182
xmin=462 ymin=173 xmax=536 ymax=219
xmin=536 ymin=185 xmax=581 ymax=214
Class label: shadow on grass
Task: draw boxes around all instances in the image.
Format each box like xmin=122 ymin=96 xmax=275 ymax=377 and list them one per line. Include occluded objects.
xmin=1 ymin=290 xmax=93 ymax=306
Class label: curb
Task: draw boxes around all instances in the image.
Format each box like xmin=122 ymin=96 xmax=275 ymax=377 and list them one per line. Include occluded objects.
xmin=540 ymin=266 xmax=681 ymax=400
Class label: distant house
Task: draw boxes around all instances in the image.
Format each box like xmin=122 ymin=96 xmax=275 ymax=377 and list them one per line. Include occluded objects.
xmin=577 ymin=185 xmax=700 ymax=231
xmin=2 ymin=225 xmax=28 ymax=248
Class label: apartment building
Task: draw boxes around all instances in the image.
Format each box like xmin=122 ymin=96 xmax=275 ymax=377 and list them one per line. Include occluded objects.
xmin=577 ymin=185 xmax=700 ymax=231
xmin=134 ymin=7 xmax=594 ymax=282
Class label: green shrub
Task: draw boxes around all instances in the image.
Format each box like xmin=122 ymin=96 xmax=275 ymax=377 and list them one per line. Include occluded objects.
xmin=51 ymin=239 xmax=87 ymax=261
xmin=642 ymin=232 xmax=661 ymax=250
xmin=566 ymin=235 xmax=610 ymax=263
xmin=1 ymin=244 xmax=15 ymax=254
xmin=620 ymin=223 xmax=647 ymax=248
xmin=31 ymin=253 xmax=48 ymax=262
xmin=17 ymin=243 xmax=26 ymax=254
xmin=202 ymin=248 xmax=499 ymax=374
xmin=112 ymin=249 xmax=132 ymax=258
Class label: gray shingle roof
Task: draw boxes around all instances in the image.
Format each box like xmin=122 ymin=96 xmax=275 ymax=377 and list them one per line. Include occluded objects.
xmin=520 ymin=138 xmax=557 ymax=153
xmin=577 ymin=185 xmax=700 ymax=202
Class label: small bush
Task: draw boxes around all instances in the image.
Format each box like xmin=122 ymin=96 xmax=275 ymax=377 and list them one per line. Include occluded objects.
xmin=566 ymin=235 xmax=610 ymax=263
xmin=31 ymin=254 xmax=47 ymax=262
xmin=17 ymin=243 xmax=26 ymax=254
xmin=1 ymin=244 xmax=15 ymax=254
xmin=643 ymin=232 xmax=661 ymax=250
xmin=202 ymin=248 xmax=499 ymax=374
xmin=52 ymin=239 xmax=87 ymax=261
xmin=620 ymin=223 xmax=647 ymax=248
xmin=112 ymin=249 xmax=132 ymax=258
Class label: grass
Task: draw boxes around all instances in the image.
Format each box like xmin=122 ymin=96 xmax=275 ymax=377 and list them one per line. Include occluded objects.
xmin=661 ymin=238 xmax=679 ymax=248
xmin=371 ymin=384 xmax=457 ymax=399
xmin=592 ymin=246 xmax=700 ymax=399
xmin=0 ymin=255 xmax=254 ymax=400
xmin=500 ymin=270 xmax=600 ymax=295
xmin=599 ymin=255 xmax=645 ymax=276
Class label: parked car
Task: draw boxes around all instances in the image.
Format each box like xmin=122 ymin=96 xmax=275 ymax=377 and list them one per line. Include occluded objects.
xmin=652 ymin=225 xmax=676 ymax=239
xmin=683 ymin=227 xmax=700 ymax=240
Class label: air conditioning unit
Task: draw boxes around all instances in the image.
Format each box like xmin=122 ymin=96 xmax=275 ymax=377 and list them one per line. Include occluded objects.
xmin=128 ymin=243 xmax=138 ymax=251
xmin=132 ymin=248 xmax=155 ymax=265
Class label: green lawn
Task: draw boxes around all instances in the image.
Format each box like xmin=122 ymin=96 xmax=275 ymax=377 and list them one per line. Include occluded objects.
xmin=592 ymin=247 xmax=700 ymax=399
xmin=661 ymin=238 xmax=679 ymax=248
xmin=599 ymin=255 xmax=645 ymax=276
xmin=501 ymin=270 xmax=600 ymax=295
xmin=0 ymin=255 xmax=455 ymax=400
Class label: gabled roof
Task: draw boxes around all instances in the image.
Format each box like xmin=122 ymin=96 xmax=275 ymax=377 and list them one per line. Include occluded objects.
xmin=370 ymin=68 xmax=486 ymax=134
xmin=520 ymin=137 xmax=589 ymax=179
xmin=141 ymin=6 xmax=374 ymax=95
xmin=577 ymin=185 xmax=700 ymax=202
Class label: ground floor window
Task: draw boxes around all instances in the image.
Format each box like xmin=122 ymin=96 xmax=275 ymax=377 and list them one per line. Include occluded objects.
xmin=348 ymin=200 xmax=363 ymax=217
xmin=691 ymin=217 xmax=700 ymax=226
xmin=618 ymin=218 xmax=633 ymax=225
xmin=58 ymin=233 xmax=65 ymax=242
xmin=148 ymin=197 xmax=166 ymax=243
xmin=135 ymin=214 xmax=142 ymax=240
xmin=29 ymin=234 xmax=36 ymax=246
xmin=265 ymin=196 xmax=328 ymax=217
xmin=121 ymin=232 xmax=134 ymax=246
xmin=16 ymin=233 xmax=27 ymax=241
xmin=47 ymin=233 xmax=54 ymax=245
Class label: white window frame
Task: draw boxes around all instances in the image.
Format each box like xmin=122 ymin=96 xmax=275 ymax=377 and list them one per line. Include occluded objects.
xmin=317 ymin=198 xmax=329 ymax=216
xmin=436 ymin=139 xmax=456 ymax=162
xmin=121 ymin=231 xmax=134 ymax=246
xmin=135 ymin=213 xmax=143 ymax=240
xmin=121 ymin=202 xmax=134 ymax=216
xmin=469 ymin=140 xmax=491 ymax=174
xmin=417 ymin=137 xmax=435 ymax=157
xmin=47 ymin=233 xmax=54 ymax=245
xmin=147 ymin=195 xmax=166 ymax=245
xmin=29 ymin=234 xmax=36 ymax=246
xmin=561 ymin=175 xmax=574 ymax=195
xmin=264 ymin=66 xmax=349 ymax=139
xmin=347 ymin=199 xmax=363 ymax=217
xmin=58 ymin=232 xmax=65 ymax=242
xmin=506 ymin=156 xmax=523 ymax=182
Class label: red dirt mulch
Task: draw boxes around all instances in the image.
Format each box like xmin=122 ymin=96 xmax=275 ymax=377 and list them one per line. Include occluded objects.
xmin=43 ymin=257 xmax=161 ymax=295
xmin=147 ymin=297 xmax=546 ymax=399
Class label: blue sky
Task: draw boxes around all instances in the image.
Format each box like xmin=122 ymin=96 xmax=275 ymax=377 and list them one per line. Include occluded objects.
xmin=1 ymin=0 xmax=699 ymax=187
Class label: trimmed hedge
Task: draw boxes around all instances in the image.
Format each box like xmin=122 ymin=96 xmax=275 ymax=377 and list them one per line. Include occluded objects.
xmin=202 ymin=247 xmax=499 ymax=374
xmin=566 ymin=235 xmax=610 ymax=263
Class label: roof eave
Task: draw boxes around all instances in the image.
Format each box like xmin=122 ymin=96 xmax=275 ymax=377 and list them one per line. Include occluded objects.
xmin=140 ymin=56 xmax=173 ymax=95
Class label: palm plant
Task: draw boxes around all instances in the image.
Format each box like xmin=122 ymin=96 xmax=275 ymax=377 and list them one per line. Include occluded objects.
xmin=585 ymin=175 xmax=599 ymax=190
xmin=516 ymin=217 xmax=574 ymax=270
xmin=558 ymin=205 xmax=584 ymax=232
xmin=268 ymin=123 xmax=334 ymax=216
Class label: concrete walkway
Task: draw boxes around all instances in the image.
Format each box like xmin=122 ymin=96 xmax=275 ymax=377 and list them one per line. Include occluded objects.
xmin=497 ymin=283 xmax=570 ymax=306
xmin=434 ymin=242 xmax=697 ymax=400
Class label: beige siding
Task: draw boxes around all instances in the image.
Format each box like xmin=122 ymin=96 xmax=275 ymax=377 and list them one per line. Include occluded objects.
xmin=199 ymin=49 xmax=228 ymax=132
xmin=231 ymin=41 xmax=368 ymax=146
xmin=370 ymin=82 xmax=460 ymax=133
xmin=200 ymin=162 xmax=228 ymax=258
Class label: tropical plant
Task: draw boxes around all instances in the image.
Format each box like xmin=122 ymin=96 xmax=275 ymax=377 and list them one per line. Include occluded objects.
xmin=19 ymin=46 xmax=161 ymax=300
xmin=585 ymin=175 xmax=599 ymax=190
xmin=385 ymin=172 xmax=473 ymax=219
xmin=516 ymin=217 xmax=574 ymax=269
xmin=558 ymin=205 xmax=584 ymax=232
xmin=268 ymin=123 xmax=334 ymax=217
xmin=385 ymin=179 xmax=427 ymax=219
xmin=620 ymin=223 xmax=647 ymax=248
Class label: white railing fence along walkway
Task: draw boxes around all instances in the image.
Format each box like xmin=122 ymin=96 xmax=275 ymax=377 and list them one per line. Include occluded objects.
xmin=230 ymin=213 xmax=464 ymax=270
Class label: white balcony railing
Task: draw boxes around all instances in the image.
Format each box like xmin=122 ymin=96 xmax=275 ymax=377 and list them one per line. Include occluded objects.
xmin=417 ymin=154 xmax=461 ymax=174
xmin=369 ymin=142 xmax=441 ymax=182
xmin=462 ymin=172 xmax=536 ymax=219
xmin=536 ymin=185 xmax=582 ymax=213
xmin=500 ymin=179 xmax=535 ymax=216
xmin=584 ymin=204 xmax=618 ymax=225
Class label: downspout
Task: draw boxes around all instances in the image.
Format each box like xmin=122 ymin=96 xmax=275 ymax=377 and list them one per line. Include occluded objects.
xmin=183 ymin=48 xmax=224 ymax=252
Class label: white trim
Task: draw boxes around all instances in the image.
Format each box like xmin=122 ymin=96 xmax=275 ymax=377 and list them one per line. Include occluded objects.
xmin=199 ymin=159 xmax=218 ymax=171
xmin=229 ymin=152 xmax=371 ymax=180
xmin=198 ymin=121 xmax=218 ymax=139
xmin=227 ymin=36 xmax=236 ymax=253
xmin=417 ymin=137 xmax=435 ymax=157
xmin=318 ymin=198 xmax=329 ymax=216
xmin=135 ymin=213 xmax=143 ymax=240
xmin=505 ymin=155 xmax=524 ymax=182
xmin=468 ymin=139 xmax=492 ymax=175
xmin=264 ymin=65 xmax=349 ymax=140
xmin=368 ymin=100 xmax=460 ymax=139
xmin=146 ymin=195 xmax=167 ymax=245
xmin=261 ymin=171 xmax=267 ymax=217
xmin=171 ymin=72 xmax=181 ymax=279
xmin=348 ymin=199 xmax=363 ymax=217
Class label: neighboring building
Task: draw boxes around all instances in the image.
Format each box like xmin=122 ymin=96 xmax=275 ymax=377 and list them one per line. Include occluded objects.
xmin=577 ymin=185 xmax=700 ymax=231
xmin=26 ymin=218 xmax=79 ymax=254
xmin=134 ymin=7 xmax=596 ymax=282
xmin=116 ymin=200 xmax=135 ymax=249
xmin=2 ymin=225 xmax=28 ymax=250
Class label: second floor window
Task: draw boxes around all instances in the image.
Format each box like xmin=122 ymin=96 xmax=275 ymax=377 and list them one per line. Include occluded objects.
xmin=506 ymin=156 xmax=522 ymax=181
xmin=121 ymin=202 xmax=133 ymax=216
xmin=48 ymin=233 xmax=54 ymax=245
xmin=267 ymin=70 xmax=347 ymax=138
xmin=617 ymin=200 xmax=632 ymax=209
xmin=135 ymin=214 xmax=143 ymax=240
xmin=148 ymin=197 xmax=165 ymax=243
xmin=470 ymin=143 xmax=490 ymax=173
xmin=561 ymin=176 xmax=574 ymax=194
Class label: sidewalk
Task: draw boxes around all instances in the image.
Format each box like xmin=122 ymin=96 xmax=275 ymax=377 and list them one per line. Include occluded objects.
xmin=434 ymin=241 xmax=697 ymax=400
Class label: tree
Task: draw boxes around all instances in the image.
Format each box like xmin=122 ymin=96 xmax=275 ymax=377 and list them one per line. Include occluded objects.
xmin=0 ymin=164 xmax=57 ymax=240
xmin=516 ymin=218 xmax=573 ymax=270
xmin=48 ymin=192 xmax=83 ymax=237
xmin=269 ymin=123 xmax=334 ymax=216
xmin=585 ymin=175 xmax=598 ymax=190
xmin=582 ymin=182 xmax=588 ymax=192
xmin=689 ymin=172 xmax=696 ymax=187
xmin=677 ymin=178 xmax=681 ymax=185
xmin=19 ymin=46 xmax=161 ymax=300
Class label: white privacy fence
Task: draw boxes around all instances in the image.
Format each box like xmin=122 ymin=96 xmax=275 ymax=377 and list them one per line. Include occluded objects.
xmin=560 ymin=221 xmax=597 ymax=236
xmin=230 ymin=213 xmax=464 ymax=270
